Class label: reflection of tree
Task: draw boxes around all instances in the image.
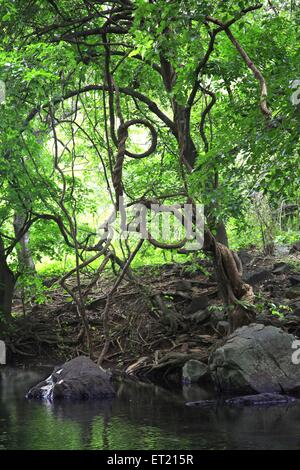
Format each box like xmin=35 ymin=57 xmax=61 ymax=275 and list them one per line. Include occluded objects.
xmin=102 ymin=414 xmax=110 ymax=450
xmin=0 ymin=368 xmax=49 ymax=449
xmin=0 ymin=378 xmax=11 ymax=449
xmin=90 ymin=379 xmax=195 ymax=450
xmin=51 ymin=400 xmax=113 ymax=450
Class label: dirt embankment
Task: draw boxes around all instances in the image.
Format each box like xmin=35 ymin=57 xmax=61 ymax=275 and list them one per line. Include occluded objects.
xmin=5 ymin=245 xmax=300 ymax=381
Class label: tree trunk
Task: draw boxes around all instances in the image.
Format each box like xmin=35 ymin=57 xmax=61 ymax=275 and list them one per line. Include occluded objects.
xmin=13 ymin=213 xmax=35 ymax=272
xmin=0 ymin=236 xmax=15 ymax=323
xmin=206 ymin=210 xmax=229 ymax=248
xmin=173 ymin=104 xmax=197 ymax=169
xmin=215 ymin=220 xmax=229 ymax=247
xmin=203 ymin=229 xmax=255 ymax=332
xmin=159 ymin=51 xmax=255 ymax=332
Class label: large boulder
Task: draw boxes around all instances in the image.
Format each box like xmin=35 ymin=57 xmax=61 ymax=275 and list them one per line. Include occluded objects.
xmin=26 ymin=356 xmax=115 ymax=401
xmin=209 ymin=324 xmax=300 ymax=395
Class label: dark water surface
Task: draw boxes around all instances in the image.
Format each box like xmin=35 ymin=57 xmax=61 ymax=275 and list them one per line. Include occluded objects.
xmin=1 ymin=367 xmax=300 ymax=450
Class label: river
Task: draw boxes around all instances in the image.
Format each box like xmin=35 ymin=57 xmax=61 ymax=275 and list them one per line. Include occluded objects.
xmin=0 ymin=367 xmax=300 ymax=450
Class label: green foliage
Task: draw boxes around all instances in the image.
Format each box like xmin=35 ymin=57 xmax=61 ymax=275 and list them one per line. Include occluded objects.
xmin=17 ymin=272 xmax=49 ymax=305
xmin=0 ymin=0 xmax=299 ymax=311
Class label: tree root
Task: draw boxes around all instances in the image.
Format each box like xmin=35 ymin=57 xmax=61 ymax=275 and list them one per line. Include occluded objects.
xmin=204 ymin=233 xmax=256 ymax=332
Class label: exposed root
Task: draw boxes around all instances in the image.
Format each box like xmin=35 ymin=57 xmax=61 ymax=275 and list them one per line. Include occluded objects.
xmin=204 ymin=234 xmax=256 ymax=331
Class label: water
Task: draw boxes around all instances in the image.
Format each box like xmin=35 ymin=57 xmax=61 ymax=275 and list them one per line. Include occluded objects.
xmin=1 ymin=367 xmax=300 ymax=450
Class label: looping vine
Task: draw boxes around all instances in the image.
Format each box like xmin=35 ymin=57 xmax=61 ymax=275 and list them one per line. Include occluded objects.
xmin=122 ymin=119 xmax=157 ymax=159
xmin=112 ymin=118 xmax=158 ymax=205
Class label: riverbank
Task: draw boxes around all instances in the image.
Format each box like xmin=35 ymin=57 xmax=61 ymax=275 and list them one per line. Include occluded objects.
xmin=5 ymin=245 xmax=300 ymax=380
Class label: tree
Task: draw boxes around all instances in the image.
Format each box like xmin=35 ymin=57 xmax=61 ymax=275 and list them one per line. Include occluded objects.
xmin=0 ymin=0 xmax=299 ymax=345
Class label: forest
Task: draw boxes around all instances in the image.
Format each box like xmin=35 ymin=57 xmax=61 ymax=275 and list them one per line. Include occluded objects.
xmin=0 ymin=0 xmax=300 ymax=453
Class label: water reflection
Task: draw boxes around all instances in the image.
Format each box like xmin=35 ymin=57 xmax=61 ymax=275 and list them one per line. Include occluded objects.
xmin=1 ymin=367 xmax=300 ymax=449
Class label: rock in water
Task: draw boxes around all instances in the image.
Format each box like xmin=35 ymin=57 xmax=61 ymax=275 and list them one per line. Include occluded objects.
xmin=209 ymin=324 xmax=300 ymax=394
xmin=182 ymin=359 xmax=208 ymax=384
xmin=225 ymin=392 xmax=296 ymax=407
xmin=186 ymin=393 xmax=296 ymax=408
xmin=26 ymin=356 xmax=115 ymax=401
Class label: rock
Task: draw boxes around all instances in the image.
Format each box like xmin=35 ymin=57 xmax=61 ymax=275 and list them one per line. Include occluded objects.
xmin=186 ymin=399 xmax=217 ymax=408
xmin=174 ymin=280 xmax=192 ymax=291
xmin=244 ymin=269 xmax=272 ymax=285
xmin=186 ymin=393 xmax=296 ymax=408
xmin=190 ymin=309 xmax=210 ymax=324
xmin=289 ymin=300 xmax=300 ymax=309
xmin=26 ymin=356 xmax=115 ymax=401
xmin=273 ymin=262 xmax=290 ymax=274
xmin=216 ymin=321 xmax=230 ymax=336
xmin=285 ymin=314 xmax=300 ymax=322
xmin=210 ymin=310 xmax=225 ymax=325
xmin=209 ymin=324 xmax=300 ymax=394
xmin=182 ymin=359 xmax=209 ymax=384
xmin=290 ymin=242 xmax=300 ymax=253
xmin=225 ymin=392 xmax=296 ymax=407
xmin=186 ymin=295 xmax=209 ymax=314
xmin=286 ymin=286 xmax=300 ymax=299
xmin=274 ymin=245 xmax=290 ymax=256
xmin=289 ymin=274 xmax=300 ymax=286
xmin=0 ymin=341 xmax=6 ymax=365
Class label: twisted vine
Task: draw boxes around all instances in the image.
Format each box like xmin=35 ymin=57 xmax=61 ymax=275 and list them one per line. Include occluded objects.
xmin=112 ymin=118 xmax=158 ymax=206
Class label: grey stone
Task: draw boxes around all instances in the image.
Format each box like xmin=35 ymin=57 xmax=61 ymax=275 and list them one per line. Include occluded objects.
xmin=187 ymin=295 xmax=209 ymax=314
xmin=26 ymin=356 xmax=115 ymax=401
xmin=286 ymin=286 xmax=300 ymax=299
xmin=190 ymin=309 xmax=210 ymax=324
xmin=225 ymin=392 xmax=296 ymax=407
xmin=186 ymin=393 xmax=296 ymax=408
xmin=210 ymin=310 xmax=225 ymax=324
xmin=285 ymin=314 xmax=300 ymax=322
xmin=244 ymin=269 xmax=272 ymax=285
xmin=174 ymin=280 xmax=192 ymax=291
xmin=273 ymin=262 xmax=290 ymax=274
xmin=289 ymin=275 xmax=300 ymax=286
xmin=289 ymin=300 xmax=300 ymax=309
xmin=209 ymin=324 xmax=300 ymax=394
xmin=186 ymin=399 xmax=217 ymax=408
xmin=274 ymin=245 xmax=290 ymax=256
xmin=290 ymin=242 xmax=300 ymax=253
xmin=182 ymin=359 xmax=208 ymax=384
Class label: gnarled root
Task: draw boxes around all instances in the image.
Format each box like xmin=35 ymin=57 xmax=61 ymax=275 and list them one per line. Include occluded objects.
xmin=204 ymin=231 xmax=256 ymax=332
xmin=228 ymin=283 xmax=255 ymax=332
